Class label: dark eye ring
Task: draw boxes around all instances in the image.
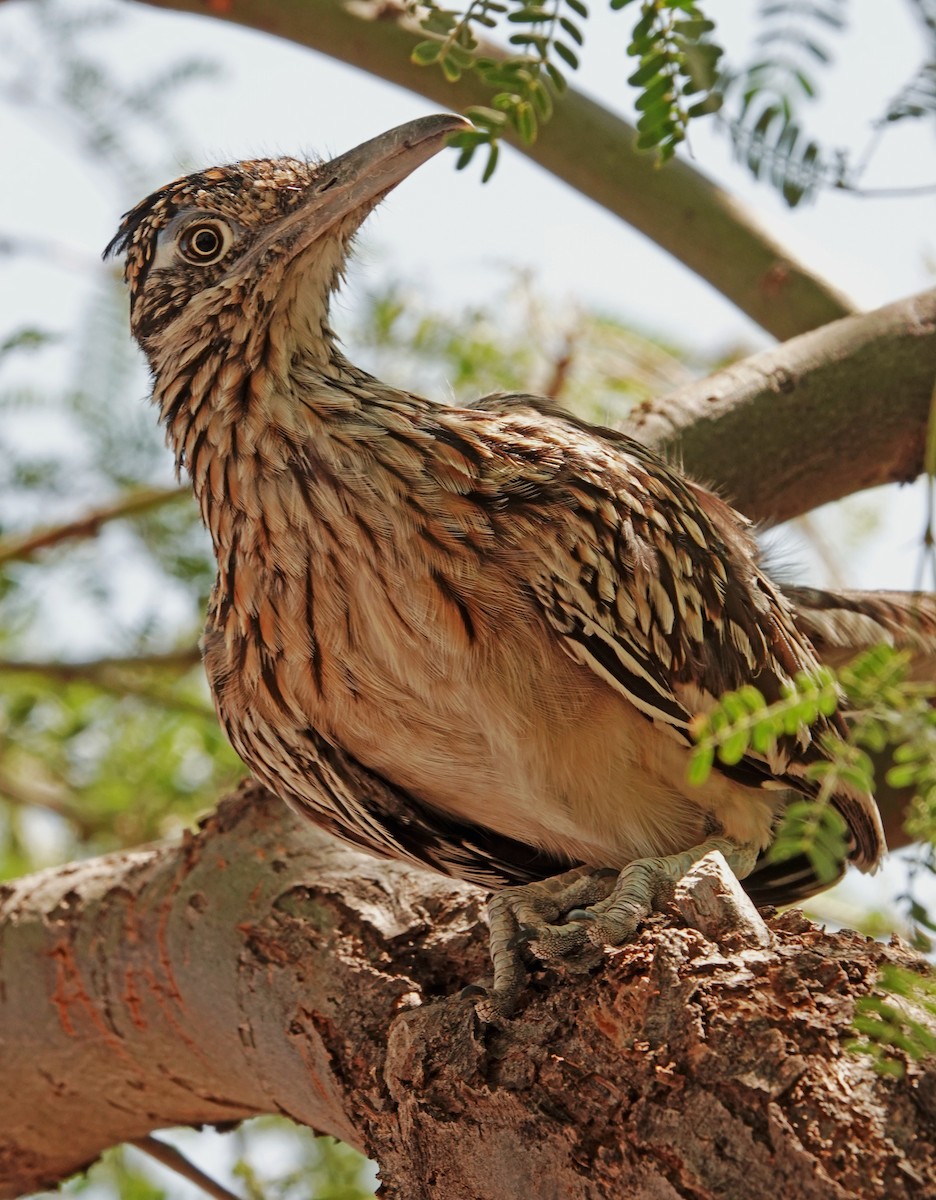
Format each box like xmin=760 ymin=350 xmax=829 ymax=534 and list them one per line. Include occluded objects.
xmin=179 ymin=221 xmax=230 ymax=265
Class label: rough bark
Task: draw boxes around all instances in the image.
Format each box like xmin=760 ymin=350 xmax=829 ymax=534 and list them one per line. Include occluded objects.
xmin=3 ymin=782 xmax=935 ymax=1199
xmin=132 ymin=0 xmax=856 ymax=341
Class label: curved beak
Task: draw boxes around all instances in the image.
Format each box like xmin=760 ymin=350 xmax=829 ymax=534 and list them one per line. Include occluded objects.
xmin=283 ymin=113 xmax=472 ymax=251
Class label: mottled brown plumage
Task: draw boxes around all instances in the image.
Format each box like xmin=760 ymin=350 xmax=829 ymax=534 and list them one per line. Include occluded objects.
xmin=108 ymin=114 xmax=914 ymax=1013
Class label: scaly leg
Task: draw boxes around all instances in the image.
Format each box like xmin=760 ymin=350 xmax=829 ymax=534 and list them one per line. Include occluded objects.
xmin=473 ymin=838 xmax=761 ymax=1019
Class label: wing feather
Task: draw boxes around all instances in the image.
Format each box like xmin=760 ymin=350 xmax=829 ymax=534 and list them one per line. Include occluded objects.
xmin=487 ymin=397 xmax=886 ymax=872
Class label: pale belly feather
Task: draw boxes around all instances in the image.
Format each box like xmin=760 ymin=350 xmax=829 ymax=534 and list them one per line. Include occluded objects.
xmin=206 ymin=547 xmax=780 ymax=871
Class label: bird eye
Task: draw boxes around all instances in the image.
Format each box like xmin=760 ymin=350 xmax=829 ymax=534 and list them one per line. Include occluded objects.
xmin=178 ymin=221 xmax=232 ymax=265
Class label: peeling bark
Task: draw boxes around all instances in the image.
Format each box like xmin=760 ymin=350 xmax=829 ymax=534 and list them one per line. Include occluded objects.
xmin=2 ymin=784 xmax=935 ymax=1199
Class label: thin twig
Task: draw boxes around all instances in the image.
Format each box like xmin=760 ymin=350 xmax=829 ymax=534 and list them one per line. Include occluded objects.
xmin=0 ymin=766 xmax=111 ymax=840
xmin=0 ymin=767 xmax=78 ymax=822
xmin=793 ymin=512 xmax=849 ymax=589
xmin=0 ymin=648 xmax=202 ymax=676
xmin=0 ymin=648 xmax=211 ymax=715
xmin=542 ymin=332 xmax=577 ymax=403
xmin=837 ymin=181 xmax=936 ymax=199
xmin=0 ymin=485 xmax=188 ymax=565
xmin=130 ymin=1136 xmax=244 ymax=1200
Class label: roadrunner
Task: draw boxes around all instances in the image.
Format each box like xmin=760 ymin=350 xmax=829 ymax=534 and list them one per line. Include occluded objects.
xmin=109 ymin=114 xmax=928 ymax=1014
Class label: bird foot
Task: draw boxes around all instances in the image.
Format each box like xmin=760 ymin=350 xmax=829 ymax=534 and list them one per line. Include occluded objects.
xmin=470 ymin=838 xmax=760 ymax=1019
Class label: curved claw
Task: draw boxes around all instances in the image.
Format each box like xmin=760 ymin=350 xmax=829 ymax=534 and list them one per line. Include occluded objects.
xmin=474 ymin=990 xmax=520 ymax=1023
xmin=507 ymin=922 xmax=540 ymax=950
xmin=459 ymin=982 xmax=489 ymax=1000
xmin=479 ymin=841 xmax=760 ymax=1017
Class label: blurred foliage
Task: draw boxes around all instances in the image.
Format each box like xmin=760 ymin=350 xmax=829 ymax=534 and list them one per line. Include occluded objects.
xmin=718 ymin=0 xmax=849 ymax=207
xmin=0 ymin=0 xmax=234 ymax=887
xmin=849 ymin=962 xmax=936 ymax=1078
xmin=691 ymin=645 xmax=936 ymax=912
xmin=66 ymin=1126 xmax=377 ymax=1200
xmin=411 ymin=0 xmax=936 ymax=205
xmin=353 ymin=267 xmax=701 ymax=417
xmin=232 ymin=1129 xmax=376 ymax=1200
xmin=0 ymin=0 xmax=220 ymax=193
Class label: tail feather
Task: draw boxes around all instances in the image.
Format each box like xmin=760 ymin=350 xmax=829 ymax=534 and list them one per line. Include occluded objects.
xmin=742 ymin=849 xmax=845 ymax=908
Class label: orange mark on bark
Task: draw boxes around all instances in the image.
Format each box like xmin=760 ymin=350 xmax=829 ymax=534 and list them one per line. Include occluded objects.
xmin=155 ymin=898 xmax=184 ymax=1006
xmin=291 ymin=1009 xmax=347 ymax=1123
xmin=155 ymin=843 xmax=206 ymax=1005
xmin=122 ymin=891 xmax=141 ymax=946
xmin=49 ymin=942 xmax=78 ymax=1036
xmin=139 ymin=962 xmax=208 ymax=1063
xmin=307 ymin=1063 xmax=339 ymax=1117
xmin=122 ymin=966 xmax=149 ymax=1031
xmin=47 ymin=941 xmax=129 ymax=1058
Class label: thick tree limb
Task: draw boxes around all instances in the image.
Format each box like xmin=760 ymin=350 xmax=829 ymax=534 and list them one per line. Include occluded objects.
xmin=131 ymin=0 xmax=856 ymax=341
xmin=629 ymin=287 xmax=936 ymax=525
xmin=2 ymin=783 xmax=935 ymax=1199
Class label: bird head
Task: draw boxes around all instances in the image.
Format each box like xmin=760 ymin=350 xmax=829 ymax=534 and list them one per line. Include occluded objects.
xmin=105 ymin=113 xmax=470 ymax=373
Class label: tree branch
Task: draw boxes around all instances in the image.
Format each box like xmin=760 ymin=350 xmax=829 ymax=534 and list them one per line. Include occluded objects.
xmin=629 ymin=287 xmax=936 ymax=524
xmin=0 ymin=766 xmax=78 ymax=824
xmin=130 ymin=1137 xmax=244 ymax=1200
xmin=0 ymin=485 xmax=188 ymax=565
xmin=0 ymin=650 xmax=212 ymax=717
xmin=0 ymin=648 xmax=202 ymax=677
xmin=2 ymin=783 xmax=935 ymax=1198
xmin=132 ymin=0 xmax=856 ymax=340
